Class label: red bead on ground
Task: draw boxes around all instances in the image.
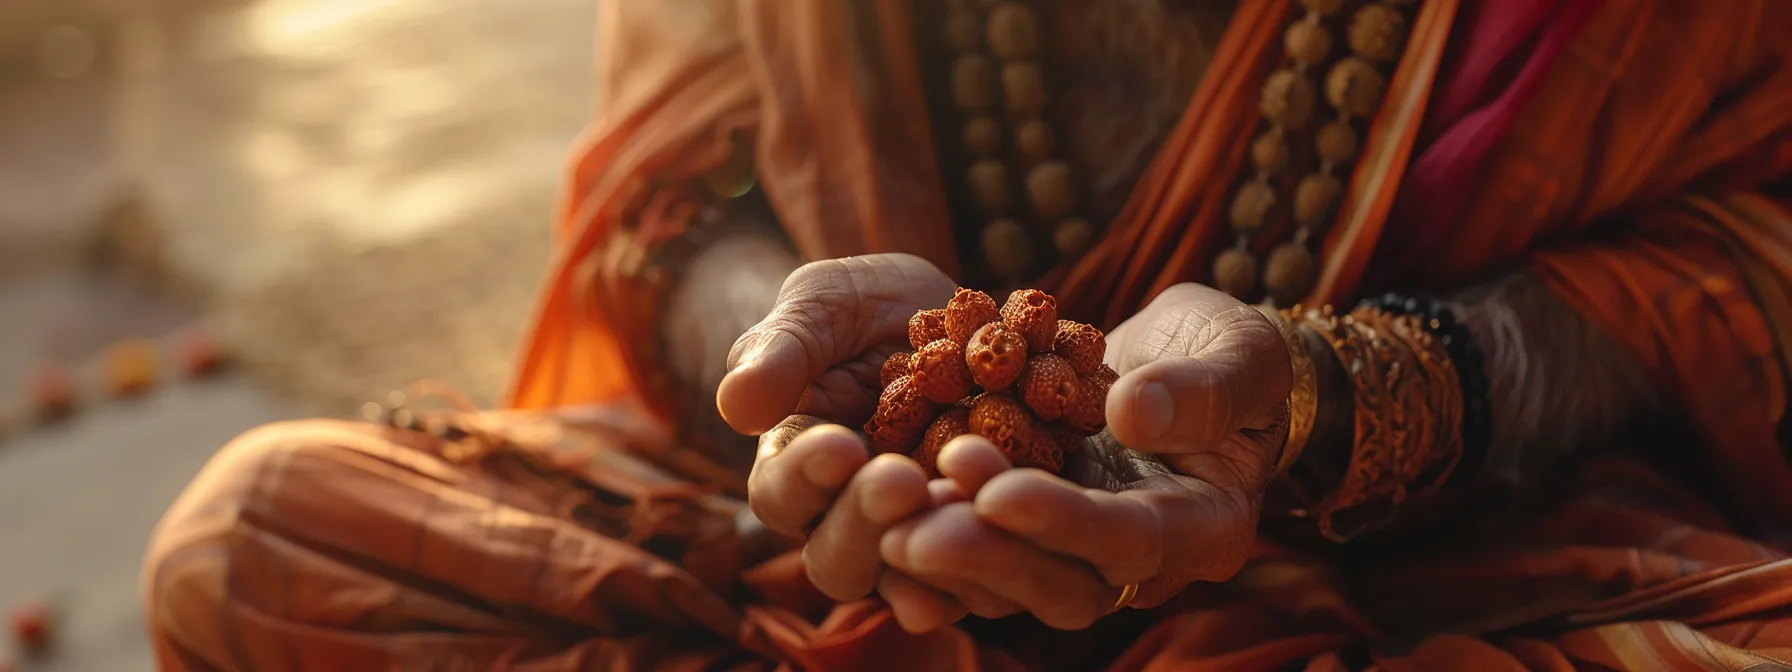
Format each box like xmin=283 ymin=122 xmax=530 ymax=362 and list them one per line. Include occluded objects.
xmin=9 ymin=600 xmax=52 ymax=655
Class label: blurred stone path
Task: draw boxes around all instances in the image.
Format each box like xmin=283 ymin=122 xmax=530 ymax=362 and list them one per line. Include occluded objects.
xmin=0 ymin=0 xmax=596 ymax=666
xmin=0 ymin=376 xmax=290 ymax=670
xmin=117 ymin=0 xmax=593 ymax=413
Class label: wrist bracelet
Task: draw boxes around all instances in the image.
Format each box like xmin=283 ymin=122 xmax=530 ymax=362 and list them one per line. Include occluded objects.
xmin=1256 ymin=304 xmax=1318 ymax=477
xmin=1359 ymin=293 xmax=1490 ymax=486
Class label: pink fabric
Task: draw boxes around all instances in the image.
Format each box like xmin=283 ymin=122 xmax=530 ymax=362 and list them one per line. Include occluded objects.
xmin=1368 ymin=0 xmax=1603 ymax=287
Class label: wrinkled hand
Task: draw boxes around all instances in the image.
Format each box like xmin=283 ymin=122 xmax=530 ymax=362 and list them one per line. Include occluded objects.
xmin=875 ymin=283 xmax=1292 ymax=632
xmin=717 ymin=254 xmax=960 ymax=611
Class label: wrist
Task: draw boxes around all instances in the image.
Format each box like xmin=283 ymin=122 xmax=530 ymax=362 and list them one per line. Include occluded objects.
xmin=1252 ymin=306 xmax=1351 ymax=511
xmin=1294 ymin=322 xmax=1354 ymax=480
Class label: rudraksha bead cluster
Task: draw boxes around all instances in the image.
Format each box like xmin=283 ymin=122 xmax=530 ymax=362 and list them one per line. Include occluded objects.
xmin=867 ymin=287 xmax=1116 ymax=476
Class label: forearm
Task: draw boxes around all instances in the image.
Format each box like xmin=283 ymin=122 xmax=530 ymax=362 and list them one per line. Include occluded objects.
xmin=1451 ymin=273 xmax=1660 ymax=486
xmin=660 ymin=207 xmax=801 ymax=466
xmin=1286 ymin=271 xmax=1661 ymax=530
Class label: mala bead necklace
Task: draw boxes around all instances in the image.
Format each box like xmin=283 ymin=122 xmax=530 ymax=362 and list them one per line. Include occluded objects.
xmin=943 ymin=0 xmax=1095 ymax=284
xmin=939 ymin=0 xmax=1421 ymax=294
xmin=1216 ymin=0 xmax=1417 ymax=304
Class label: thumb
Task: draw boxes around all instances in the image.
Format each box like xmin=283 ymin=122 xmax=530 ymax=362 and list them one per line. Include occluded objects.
xmin=1104 ymin=290 xmax=1290 ymax=454
xmin=717 ymin=254 xmax=954 ymax=435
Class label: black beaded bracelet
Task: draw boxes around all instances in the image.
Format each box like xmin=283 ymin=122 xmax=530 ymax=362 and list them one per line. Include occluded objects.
xmin=1358 ymin=292 xmax=1492 ymax=486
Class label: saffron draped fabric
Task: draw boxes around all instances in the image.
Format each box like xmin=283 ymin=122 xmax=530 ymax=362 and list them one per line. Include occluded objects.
xmin=144 ymin=0 xmax=1792 ymax=669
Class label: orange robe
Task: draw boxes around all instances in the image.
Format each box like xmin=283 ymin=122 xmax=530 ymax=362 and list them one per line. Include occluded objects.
xmin=145 ymin=0 xmax=1792 ymax=669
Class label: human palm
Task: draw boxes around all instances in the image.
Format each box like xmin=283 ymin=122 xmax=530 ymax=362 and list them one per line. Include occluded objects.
xmin=718 ymin=255 xmax=1290 ymax=631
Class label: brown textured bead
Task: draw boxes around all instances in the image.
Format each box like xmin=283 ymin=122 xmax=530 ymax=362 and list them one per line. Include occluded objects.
xmin=1284 ymin=19 xmax=1332 ymax=66
xmin=1025 ymin=161 xmax=1076 ymax=219
xmin=1251 ymin=130 xmax=1289 ymax=174
xmin=1326 ymin=58 xmax=1385 ymax=117
xmin=1349 ymin=4 xmax=1408 ymax=63
xmin=982 ymin=218 xmax=1035 ymax=280
xmin=968 ymin=160 xmax=1012 ymax=215
xmin=1213 ymin=248 xmax=1259 ymax=298
xmin=1002 ymin=61 xmax=1047 ymax=117
xmin=1230 ymin=181 xmax=1276 ymax=234
xmin=986 ymin=3 xmax=1041 ymax=59
xmin=1298 ymin=0 xmax=1345 ymax=14
xmin=1053 ymin=218 xmax=1095 ymax=256
xmin=1315 ymin=120 xmax=1358 ymax=164
xmin=964 ymin=117 xmax=1002 ymax=157
xmin=1015 ymin=119 xmax=1054 ymax=163
xmin=1293 ymin=173 xmax=1343 ymax=227
xmin=952 ymin=54 xmax=997 ymax=110
xmin=1261 ymin=69 xmax=1317 ymax=130
xmin=946 ymin=6 xmax=984 ymax=53
xmin=1264 ymin=242 xmax=1317 ymax=305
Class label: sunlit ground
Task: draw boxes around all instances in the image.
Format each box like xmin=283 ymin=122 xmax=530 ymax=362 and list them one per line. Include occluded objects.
xmin=0 ymin=0 xmax=595 ymax=666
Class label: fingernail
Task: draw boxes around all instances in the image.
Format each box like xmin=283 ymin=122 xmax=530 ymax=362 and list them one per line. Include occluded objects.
xmin=860 ymin=459 xmax=927 ymax=524
xmin=1132 ymin=381 xmax=1174 ymax=442
xmin=880 ymin=522 xmax=916 ymax=568
xmin=974 ymin=475 xmax=1048 ymax=535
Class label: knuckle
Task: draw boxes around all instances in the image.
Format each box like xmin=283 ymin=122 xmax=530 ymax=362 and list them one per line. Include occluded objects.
xmin=803 ymin=549 xmax=872 ymax=601
xmin=754 ymin=422 xmax=801 ymax=463
xmin=749 ymin=496 xmax=805 ymax=538
xmin=908 ymin=531 xmax=970 ymax=575
xmin=908 ymin=507 xmax=985 ymax=575
xmin=784 ymin=259 xmax=845 ymax=295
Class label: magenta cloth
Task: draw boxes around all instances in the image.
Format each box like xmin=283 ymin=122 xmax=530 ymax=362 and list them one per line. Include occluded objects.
xmin=1367 ymin=0 xmax=1604 ymax=288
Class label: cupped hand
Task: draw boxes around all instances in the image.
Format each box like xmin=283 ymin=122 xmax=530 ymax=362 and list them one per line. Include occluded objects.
xmin=718 ymin=254 xmax=959 ymax=604
xmin=875 ymin=283 xmax=1293 ymax=632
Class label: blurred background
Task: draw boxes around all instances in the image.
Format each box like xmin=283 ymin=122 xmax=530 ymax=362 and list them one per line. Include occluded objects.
xmin=0 ymin=0 xmax=595 ymax=667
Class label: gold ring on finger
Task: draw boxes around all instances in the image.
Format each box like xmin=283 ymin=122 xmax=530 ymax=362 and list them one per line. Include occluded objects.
xmin=1110 ymin=583 xmax=1139 ymax=613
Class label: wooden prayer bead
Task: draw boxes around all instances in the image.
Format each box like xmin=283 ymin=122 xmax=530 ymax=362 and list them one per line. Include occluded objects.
xmin=1015 ymin=119 xmax=1054 ymax=163
xmin=1265 ymin=242 xmax=1317 ymax=304
xmin=1002 ymin=61 xmax=1047 ymax=117
xmin=1214 ymin=248 xmax=1260 ymax=298
xmin=104 ymin=340 xmax=159 ymax=397
xmin=1297 ymin=0 xmax=1345 ymax=15
xmin=1349 ymin=4 xmax=1407 ymax=63
xmin=1285 ymin=20 xmax=1332 ymax=67
xmin=1230 ymin=181 xmax=1276 ymax=233
xmin=968 ymin=160 xmax=1013 ymax=215
xmin=1053 ymin=218 xmax=1095 ymax=256
xmin=1261 ymin=69 xmax=1317 ymax=130
xmin=946 ymin=6 xmax=984 ymax=53
xmin=986 ymin=3 xmax=1042 ymax=60
xmin=983 ymin=218 xmax=1036 ymax=280
xmin=952 ymin=54 xmax=998 ymax=110
xmin=1316 ymin=120 xmax=1358 ymax=164
xmin=177 ymin=325 xmax=224 ymax=377
xmin=1293 ymin=173 xmax=1343 ymax=227
xmin=30 ymin=365 xmax=75 ymax=421
xmin=1325 ymin=58 xmax=1385 ymax=117
xmin=1252 ymin=130 xmax=1289 ymax=174
xmin=965 ymin=117 xmax=1002 ymax=156
xmin=1025 ymin=160 xmax=1076 ymax=219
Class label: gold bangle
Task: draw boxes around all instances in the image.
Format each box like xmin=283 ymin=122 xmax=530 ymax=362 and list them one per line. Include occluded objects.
xmin=1257 ymin=304 xmax=1318 ymax=477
